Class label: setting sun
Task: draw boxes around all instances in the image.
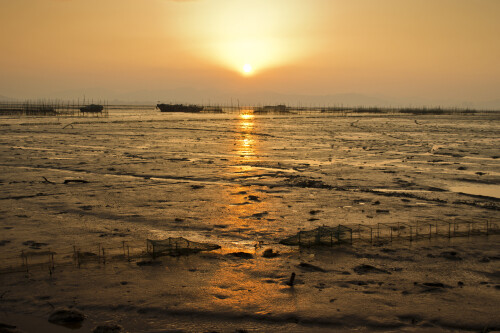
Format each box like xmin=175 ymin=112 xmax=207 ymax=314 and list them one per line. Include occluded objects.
xmin=243 ymin=64 xmax=253 ymax=75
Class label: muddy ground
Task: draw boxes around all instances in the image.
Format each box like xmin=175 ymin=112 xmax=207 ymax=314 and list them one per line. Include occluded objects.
xmin=0 ymin=110 xmax=499 ymax=332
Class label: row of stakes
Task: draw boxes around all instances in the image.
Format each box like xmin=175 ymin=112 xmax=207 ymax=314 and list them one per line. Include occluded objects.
xmin=19 ymin=221 xmax=496 ymax=274
xmin=20 ymin=241 xmax=133 ymax=274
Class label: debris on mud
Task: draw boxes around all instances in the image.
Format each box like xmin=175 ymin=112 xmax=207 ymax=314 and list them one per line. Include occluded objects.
xmin=298 ymin=262 xmax=327 ymax=272
xmin=136 ymin=260 xmax=162 ymax=266
xmin=282 ymin=175 xmax=332 ymax=189
xmin=353 ymin=264 xmax=391 ymax=275
xmin=92 ymin=324 xmax=123 ymax=333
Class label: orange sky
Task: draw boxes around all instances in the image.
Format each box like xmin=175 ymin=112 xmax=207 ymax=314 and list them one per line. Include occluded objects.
xmin=1 ymin=0 xmax=499 ymax=107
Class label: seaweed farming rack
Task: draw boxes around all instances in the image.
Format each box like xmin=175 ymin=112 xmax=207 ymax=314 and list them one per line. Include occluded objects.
xmin=281 ymin=220 xmax=499 ymax=247
xmin=0 ymin=220 xmax=498 ymax=276
xmin=0 ymin=100 xmax=109 ymax=118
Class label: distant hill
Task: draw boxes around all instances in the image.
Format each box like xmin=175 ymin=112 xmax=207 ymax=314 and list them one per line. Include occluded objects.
xmin=0 ymin=94 xmax=12 ymax=102
xmin=479 ymin=99 xmax=500 ymax=110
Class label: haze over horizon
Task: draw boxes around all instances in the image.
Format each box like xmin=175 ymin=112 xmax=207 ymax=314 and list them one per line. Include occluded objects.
xmin=1 ymin=0 xmax=499 ymax=108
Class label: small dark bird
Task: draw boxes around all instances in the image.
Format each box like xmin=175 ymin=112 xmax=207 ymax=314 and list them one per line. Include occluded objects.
xmin=287 ymin=272 xmax=296 ymax=287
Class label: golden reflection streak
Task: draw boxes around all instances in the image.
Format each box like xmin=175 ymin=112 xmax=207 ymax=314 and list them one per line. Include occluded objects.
xmin=236 ymin=112 xmax=257 ymax=160
xmin=207 ymin=261 xmax=297 ymax=314
xmin=217 ymin=112 xmax=269 ymax=231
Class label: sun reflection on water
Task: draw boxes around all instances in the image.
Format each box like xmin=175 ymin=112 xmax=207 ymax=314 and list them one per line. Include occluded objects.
xmin=236 ymin=112 xmax=257 ymax=160
xmin=206 ymin=260 xmax=297 ymax=314
xmin=206 ymin=112 xmax=273 ymax=238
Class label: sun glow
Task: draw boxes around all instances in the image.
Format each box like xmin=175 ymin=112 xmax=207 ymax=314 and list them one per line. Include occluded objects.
xmin=168 ymin=1 xmax=315 ymax=75
xmin=243 ymin=64 xmax=253 ymax=75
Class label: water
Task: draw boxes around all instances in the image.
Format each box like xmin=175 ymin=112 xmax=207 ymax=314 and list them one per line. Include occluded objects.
xmin=448 ymin=183 xmax=500 ymax=199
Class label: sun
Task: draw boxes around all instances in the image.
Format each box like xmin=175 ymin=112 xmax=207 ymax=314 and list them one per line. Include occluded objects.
xmin=243 ymin=63 xmax=253 ymax=74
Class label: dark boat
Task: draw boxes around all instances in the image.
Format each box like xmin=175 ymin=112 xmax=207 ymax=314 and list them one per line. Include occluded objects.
xmin=80 ymin=104 xmax=104 ymax=113
xmin=253 ymin=104 xmax=290 ymax=114
xmin=156 ymin=103 xmax=204 ymax=113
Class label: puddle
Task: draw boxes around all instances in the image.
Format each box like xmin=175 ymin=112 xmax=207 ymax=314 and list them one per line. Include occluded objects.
xmin=372 ymin=189 xmax=436 ymax=193
xmin=448 ymin=183 xmax=500 ymax=199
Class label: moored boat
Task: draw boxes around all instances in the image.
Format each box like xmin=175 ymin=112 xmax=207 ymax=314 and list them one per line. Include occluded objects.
xmin=156 ymin=103 xmax=204 ymax=113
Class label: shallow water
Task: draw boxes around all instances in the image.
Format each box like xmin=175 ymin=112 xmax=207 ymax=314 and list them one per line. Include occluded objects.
xmin=448 ymin=183 xmax=500 ymax=199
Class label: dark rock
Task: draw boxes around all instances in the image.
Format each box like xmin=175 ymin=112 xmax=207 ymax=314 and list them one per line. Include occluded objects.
xmin=262 ymin=248 xmax=279 ymax=258
xmin=48 ymin=309 xmax=85 ymax=325
xmin=0 ymin=322 xmax=24 ymax=333
xmin=479 ymin=257 xmax=490 ymax=263
xmin=93 ymin=324 xmax=123 ymax=333
xmin=298 ymin=262 xmax=326 ymax=272
xmin=398 ymin=315 xmax=422 ymax=325
xmin=420 ymin=282 xmax=452 ymax=292
xmin=441 ymin=251 xmax=462 ymax=260
xmin=249 ymin=212 xmax=268 ymax=219
xmin=353 ymin=264 xmax=390 ymax=275
xmin=136 ymin=260 xmax=161 ymax=266
xmin=309 ymin=210 xmax=322 ymax=215
xmin=0 ymin=323 xmax=17 ymax=330
xmin=229 ymin=252 xmax=254 ymax=259
xmin=246 ymin=195 xmax=260 ymax=201
xmin=22 ymin=240 xmax=48 ymax=249
xmin=423 ymin=282 xmax=447 ymax=288
xmin=64 ymin=179 xmax=89 ymax=184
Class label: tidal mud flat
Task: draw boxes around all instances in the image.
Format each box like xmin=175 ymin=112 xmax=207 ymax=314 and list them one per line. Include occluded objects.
xmin=0 ymin=110 xmax=499 ymax=332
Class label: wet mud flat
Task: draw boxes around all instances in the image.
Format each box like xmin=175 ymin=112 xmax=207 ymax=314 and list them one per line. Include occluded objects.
xmin=0 ymin=110 xmax=499 ymax=332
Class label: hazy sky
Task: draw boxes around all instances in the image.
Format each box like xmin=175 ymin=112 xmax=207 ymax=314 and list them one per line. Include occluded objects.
xmin=1 ymin=0 xmax=499 ymax=106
